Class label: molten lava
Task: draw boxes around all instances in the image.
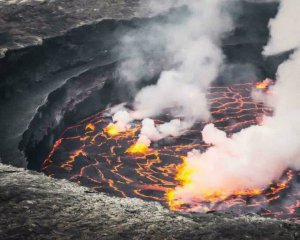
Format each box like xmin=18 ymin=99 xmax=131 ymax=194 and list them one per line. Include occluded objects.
xmin=85 ymin=123 xmax=95 ymax=132
xmin=104 ymin=123 xmax=121 ymax=137
xmin=167 ymin=155 xmax=263 ymax=209
xmin=126 ymin=142 xmax=149 ymax=155
xmin=256 ymin=78 xmax=274 ymax=89
xmin=173 ymin=156 xmax=196 ymax=187
xmin=41 ymin=81 xmax=300 ymax=221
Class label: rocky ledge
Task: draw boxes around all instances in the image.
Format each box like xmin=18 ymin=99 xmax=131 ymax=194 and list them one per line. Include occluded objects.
xmin=0 ymin=163 xmax=299 ymax=240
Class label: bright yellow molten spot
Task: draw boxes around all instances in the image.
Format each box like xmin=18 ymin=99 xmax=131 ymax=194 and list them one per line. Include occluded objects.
xmin=166 ymin=190 xmax=184 ymax=210
xmin=234 ymin=189 xmax=262 ymax=196
xmin=126 ymin=142 xmax=148 ymax=154
xmin=175 ymin=156 xmax=194 ymax=185
xmin=256 ymin=81 xmax=269 ymax=89
xmin=202 ymin=189 xmax=262 ymax=203
xmin=166 ymin=156 xmax=194 ymax=210
xmin=167 ymin=156 xmax=263 ymax=210
xmin=104 ymin=123 xmax=121 ymax=137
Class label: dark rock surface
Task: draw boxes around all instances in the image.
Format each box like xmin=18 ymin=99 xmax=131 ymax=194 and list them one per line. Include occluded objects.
xmin=0 ymin=163 xmax=299 ymax=240
xmin=0 ymin=0 xmax=142 ymax=57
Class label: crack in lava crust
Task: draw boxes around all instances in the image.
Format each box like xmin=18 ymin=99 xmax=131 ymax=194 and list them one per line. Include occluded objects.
xmin=41 ymin=82 xmax=300 ymax=220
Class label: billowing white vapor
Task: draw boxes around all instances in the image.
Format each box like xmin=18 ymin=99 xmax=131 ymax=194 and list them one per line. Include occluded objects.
xmin=114 ymin=0 xmax=233 ymax=144
xmin=172 ymin=0 xmax=300 ymax=204
xmin=264 ymin=0 xmax=300 ymax=55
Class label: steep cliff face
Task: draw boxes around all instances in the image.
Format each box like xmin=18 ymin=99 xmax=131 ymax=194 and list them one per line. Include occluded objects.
xmin=0 ymin=163 xmax=299 ymax=240
xmin=0 ymin=2 xmax=145 ymax=166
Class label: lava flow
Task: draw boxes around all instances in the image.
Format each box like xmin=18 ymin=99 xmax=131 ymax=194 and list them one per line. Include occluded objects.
xmin=42 ymin=81 xmax=300 ymax=220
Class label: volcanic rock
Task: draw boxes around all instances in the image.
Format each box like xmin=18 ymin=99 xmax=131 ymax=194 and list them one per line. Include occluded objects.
xmin=0 ymin=0 xmax=142 ymax=57
xmin=0 ymin=163 xmax=299 ymax=240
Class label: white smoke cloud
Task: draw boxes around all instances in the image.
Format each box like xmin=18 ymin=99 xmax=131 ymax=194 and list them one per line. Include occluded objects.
xmin=158 ymin=119 xmax=182 ymax=138
xmin=133 ymin=70 xmax=210 ymax=120
xmin=112 ymin=110 xmax=133 ymax=131
xmin=264 ymin=0 xmax=300 ymax=55
xmin=136 ymin=134 xmax=152 ymax=148
xmin=138 ymin=118 xmax=182 ymax=144
xmin=113 ymin=0 xmax=233 ymax=143
xmin=251 ymin=78 xmax=274 ymax=105
xmin=172 ymin=0 xmax=300 ymax=204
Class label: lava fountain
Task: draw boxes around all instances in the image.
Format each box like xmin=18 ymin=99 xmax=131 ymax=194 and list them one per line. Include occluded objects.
xmin=41 ymin=80 xmax=300 ymax=221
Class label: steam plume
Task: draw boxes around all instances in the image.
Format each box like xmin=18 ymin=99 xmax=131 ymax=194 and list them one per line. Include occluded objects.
xmin=114 ymin=0 xmax=233 ymax=144
xmin=264 ymin=0 xmax=300 ymax=55
xmin=172 ymin=0 xmax=300 ymax=204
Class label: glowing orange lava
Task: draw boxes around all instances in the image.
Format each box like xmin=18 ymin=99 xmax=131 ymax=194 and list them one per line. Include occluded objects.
xmin=167 ymin=156 xmax=262 ymax=209
xmin=174 ymin=156 xmax=194 ymax=185
xmin=256 ymin=82 xmax=269 ymax=89
xmin=41 ymin=81 xmax=300 ymax=220
xmin=126 ymin=142 xmax=149 ymax=154
xmin=166 ymin=190 xmax=184 ymax=210
xmin=104 ymin=123 xmax=121 ymax=137
xmin=85 ymin=123 xmax=95 ymax=132
xmin=256 ymin=79 xmax=273 ymax=89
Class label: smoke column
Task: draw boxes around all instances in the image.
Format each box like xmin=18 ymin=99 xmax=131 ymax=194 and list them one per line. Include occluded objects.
xmin=113 ymin=0 xmax=233 ymax=145
xmin=171 ymin=0 xmax=300 ymax=205
xmin=263 ymin=0 xmax=300 ymax=55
